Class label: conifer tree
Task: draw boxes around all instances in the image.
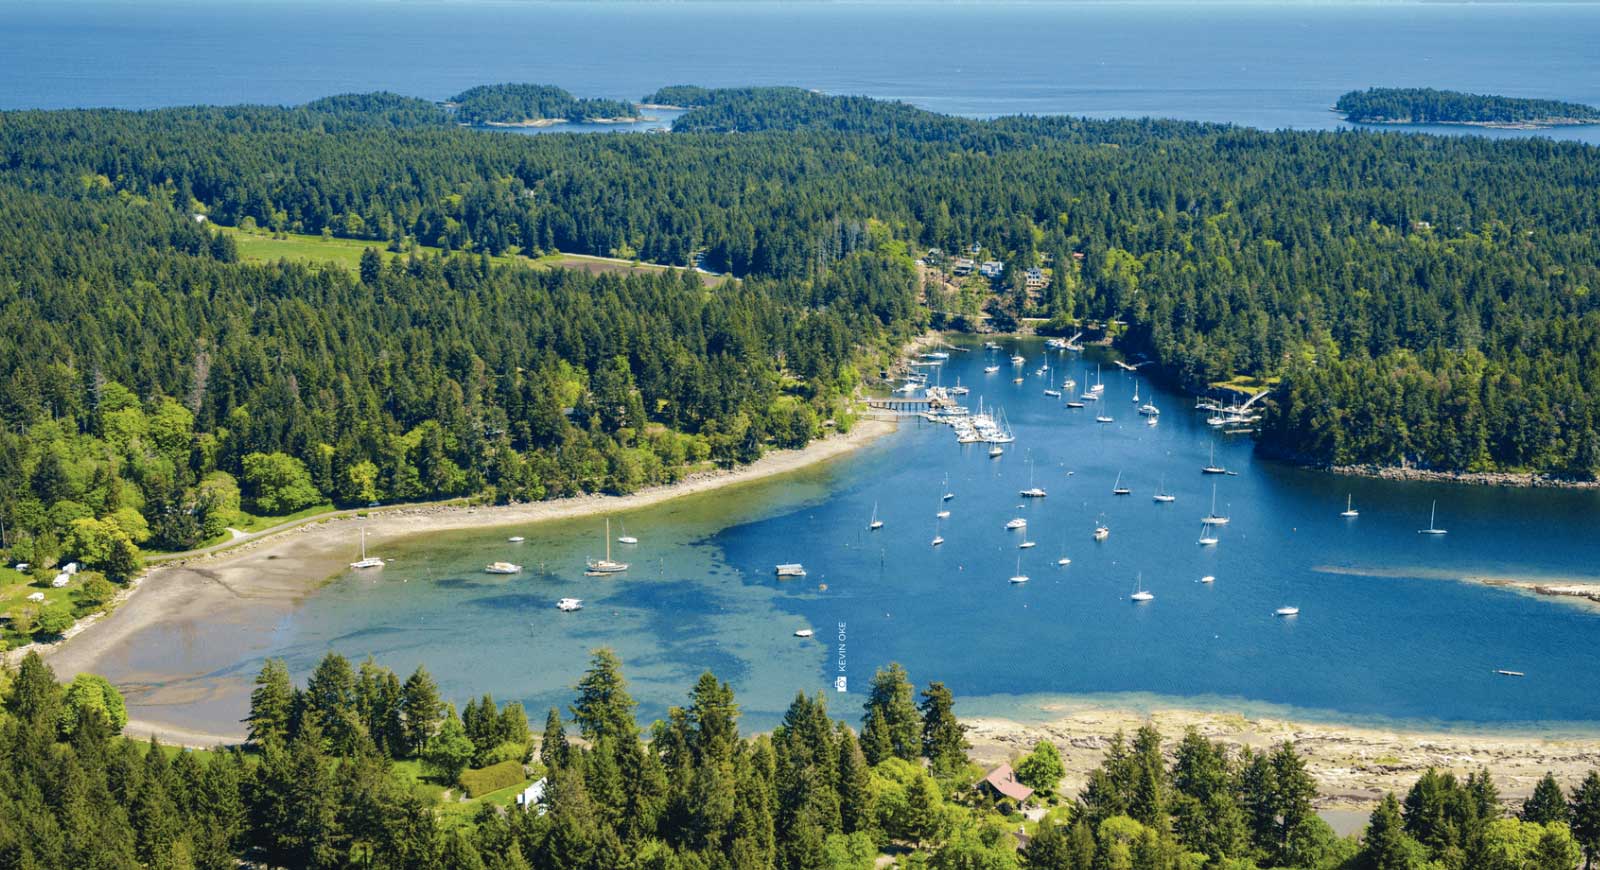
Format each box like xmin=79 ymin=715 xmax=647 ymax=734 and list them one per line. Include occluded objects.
xmin=401 ymin=665 xmax=443 ymax=755
xmin=541 ymin=707 xmax=571 ymax=770
xmin=245 ymin=658 xmax=294 ymax=748
xmin=861 ymin=663 xmax=920 ymax=764
xmin=918 ymin=681 xmax=969 ymax=778
xmin=1526 ymin=772 xmax=1573 ymax=825
xmin=571 ymin=648 xmax=638 ymax=744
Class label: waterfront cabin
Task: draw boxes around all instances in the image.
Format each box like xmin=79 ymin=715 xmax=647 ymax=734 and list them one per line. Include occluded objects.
xmin=979 ymin=763 xmax=1035 ymax=807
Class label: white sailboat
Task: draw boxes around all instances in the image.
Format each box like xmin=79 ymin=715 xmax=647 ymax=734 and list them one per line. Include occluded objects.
xmin=350 ymin=527 xmax=384 ymax=569
xmin=507 ymin=535 xmax=526 ymax=543
xmin=585 ymin=519 xmax=630 ymax=574
xmin=932 ymin=515 xmax=945 ymax=547
xmin=1201 ymin=483 xmax=1229 ymax=525
xmin=1043 ymin=371 xmax=1061 ymax=398
xmin=1093 ymin=515 xmax=1110 ymax=541
xmin=1130 ymin=573 xmax=1154 ymax=602
xmin=1152 ymin=476 xmax=1175 ymax=503
xmin=1202 ymin=443 xmax=1227 ymax=474
xmin=869 ymin=502 xmax=884 ymax=531
xmin=1112 ymin=471 xmax=1131 ymax=495
xmin=1096 ymin=413 xmax=1114 ymax=423
xmin=1197 ymin=523 xmax=1219 ymax=546
xmin=1020 ymin=457 xmax=1047 ymax=498
xmin=616 ymin=521 xmax=639 ymax=545
xmin=989 ymin=445 xmax=1004 ymax=458
xmin=1340 ymin=494 xmax=1359 ymax=518
xmin=1131 ymin=380 xmax=1140 ymax=403
xmin=942 ymin=474 xmax=955 ymax=501
xmin=1089 ymin=365 xmax=1105 ymax=394
xmin=1418 ymin=500 xmax=1447 ymax=535
xmin=1009 ymin=554 xmax=1029 ymax=584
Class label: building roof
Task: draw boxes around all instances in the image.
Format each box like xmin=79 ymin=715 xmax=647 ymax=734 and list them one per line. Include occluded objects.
xmin=983 ymin=763 xmax=1035 ymax=803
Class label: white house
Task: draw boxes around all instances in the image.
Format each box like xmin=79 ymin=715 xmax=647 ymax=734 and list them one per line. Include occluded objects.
xmin=515 ymin=777 xmax=548 ymax=813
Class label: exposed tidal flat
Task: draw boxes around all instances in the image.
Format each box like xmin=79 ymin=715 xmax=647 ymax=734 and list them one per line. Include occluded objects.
xmin=41 ymin=338 xmax=1600 ymax=803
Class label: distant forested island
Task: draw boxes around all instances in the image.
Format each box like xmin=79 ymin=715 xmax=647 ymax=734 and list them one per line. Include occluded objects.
xmin=1337 ymin=87 xmax=1600 ymax=128
xmin=447 ymin=83 xmax=639 ymax=125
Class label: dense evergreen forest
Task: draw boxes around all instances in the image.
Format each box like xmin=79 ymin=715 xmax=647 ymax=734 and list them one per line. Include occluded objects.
xmin=3 ymin=650 xmax=1598 ymax=869
xmin=449 ymin=85 xmax=640 ymax=124
xmin=3 ymin=84 xmax=1600 ymax=640
xmin=1336 ymin=88 xmax=1600 ymax=126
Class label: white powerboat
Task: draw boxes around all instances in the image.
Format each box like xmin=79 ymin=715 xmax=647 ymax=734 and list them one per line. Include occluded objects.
xmin=484 ymin=561 xmax=521 ymax=574
xmin=557 ymin=598 xmax=583 ymax=612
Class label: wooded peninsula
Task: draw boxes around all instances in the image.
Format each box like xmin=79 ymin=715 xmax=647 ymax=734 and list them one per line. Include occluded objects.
xmin=1336 ymin=87 xmax=1600 ymax=128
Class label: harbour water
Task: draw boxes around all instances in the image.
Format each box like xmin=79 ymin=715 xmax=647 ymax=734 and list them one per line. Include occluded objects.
xmin=100 ymin=339 xmax=1600 ymax=736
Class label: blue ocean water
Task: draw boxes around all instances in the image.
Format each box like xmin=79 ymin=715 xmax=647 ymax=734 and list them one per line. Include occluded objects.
xmin=3 ymin=1 xmax=1600 ymax=143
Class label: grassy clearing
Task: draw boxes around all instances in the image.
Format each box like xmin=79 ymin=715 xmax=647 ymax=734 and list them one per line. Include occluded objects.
xmin=215 ymin=225 xmax=722 ymax=286
xmin=1210 ymin=374 xmax=1280 ymax=395
xmin=231 ymin=502 xmax=339 ymax=533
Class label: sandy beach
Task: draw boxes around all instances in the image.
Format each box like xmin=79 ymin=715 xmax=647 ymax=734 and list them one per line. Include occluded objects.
xmin=967 ymin=705 xmax=1600 ymax=820
xmin=27 ymin=417 xmax=900 ymax=736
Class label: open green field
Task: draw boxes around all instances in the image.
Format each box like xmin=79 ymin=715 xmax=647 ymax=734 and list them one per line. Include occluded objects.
xmin=216 ymin=225 xmax=723 ymax=286
xmin=214 ymin=226 xmax=520 ymax=271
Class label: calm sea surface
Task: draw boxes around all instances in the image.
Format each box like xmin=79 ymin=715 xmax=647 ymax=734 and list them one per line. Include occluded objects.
xmin=102 ymin=342 xmax=1600 ymax=735
xmin=4 ymin=2 xmax=1600 ymax=143
xmin=9 ymin=2 xmax=1600 ymax=731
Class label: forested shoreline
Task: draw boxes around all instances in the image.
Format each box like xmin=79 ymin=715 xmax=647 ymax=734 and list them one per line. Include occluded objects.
xmin=3 ymin=84 xmax=1600 ymax=643
xmin=4 ymin=649 xmax=1599 ymax=869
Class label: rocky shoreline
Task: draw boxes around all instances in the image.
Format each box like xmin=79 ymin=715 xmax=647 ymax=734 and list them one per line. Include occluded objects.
xmin=1327 ymin=463 xmax=1600 ymax=490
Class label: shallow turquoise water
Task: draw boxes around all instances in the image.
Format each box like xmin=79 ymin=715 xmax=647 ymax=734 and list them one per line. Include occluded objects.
xmin=109 ymin=339 xmax=1600 ymax=735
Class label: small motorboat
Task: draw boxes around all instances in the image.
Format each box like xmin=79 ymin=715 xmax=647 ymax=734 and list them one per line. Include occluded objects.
xmin=557 ymin=598 xmax=583 ymax=612
xmin=508 ymin=535 xmax=526 ymax=543
xmin=1275 ymin=606 xmax=1300 ymax=617
xmin=795 ymin=628 xmax=815 ymax=638
xmin=1200 ymin=575 xmax=1215 ymax=584
xmin=484 ymin=561 xmax=522 ymax=575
